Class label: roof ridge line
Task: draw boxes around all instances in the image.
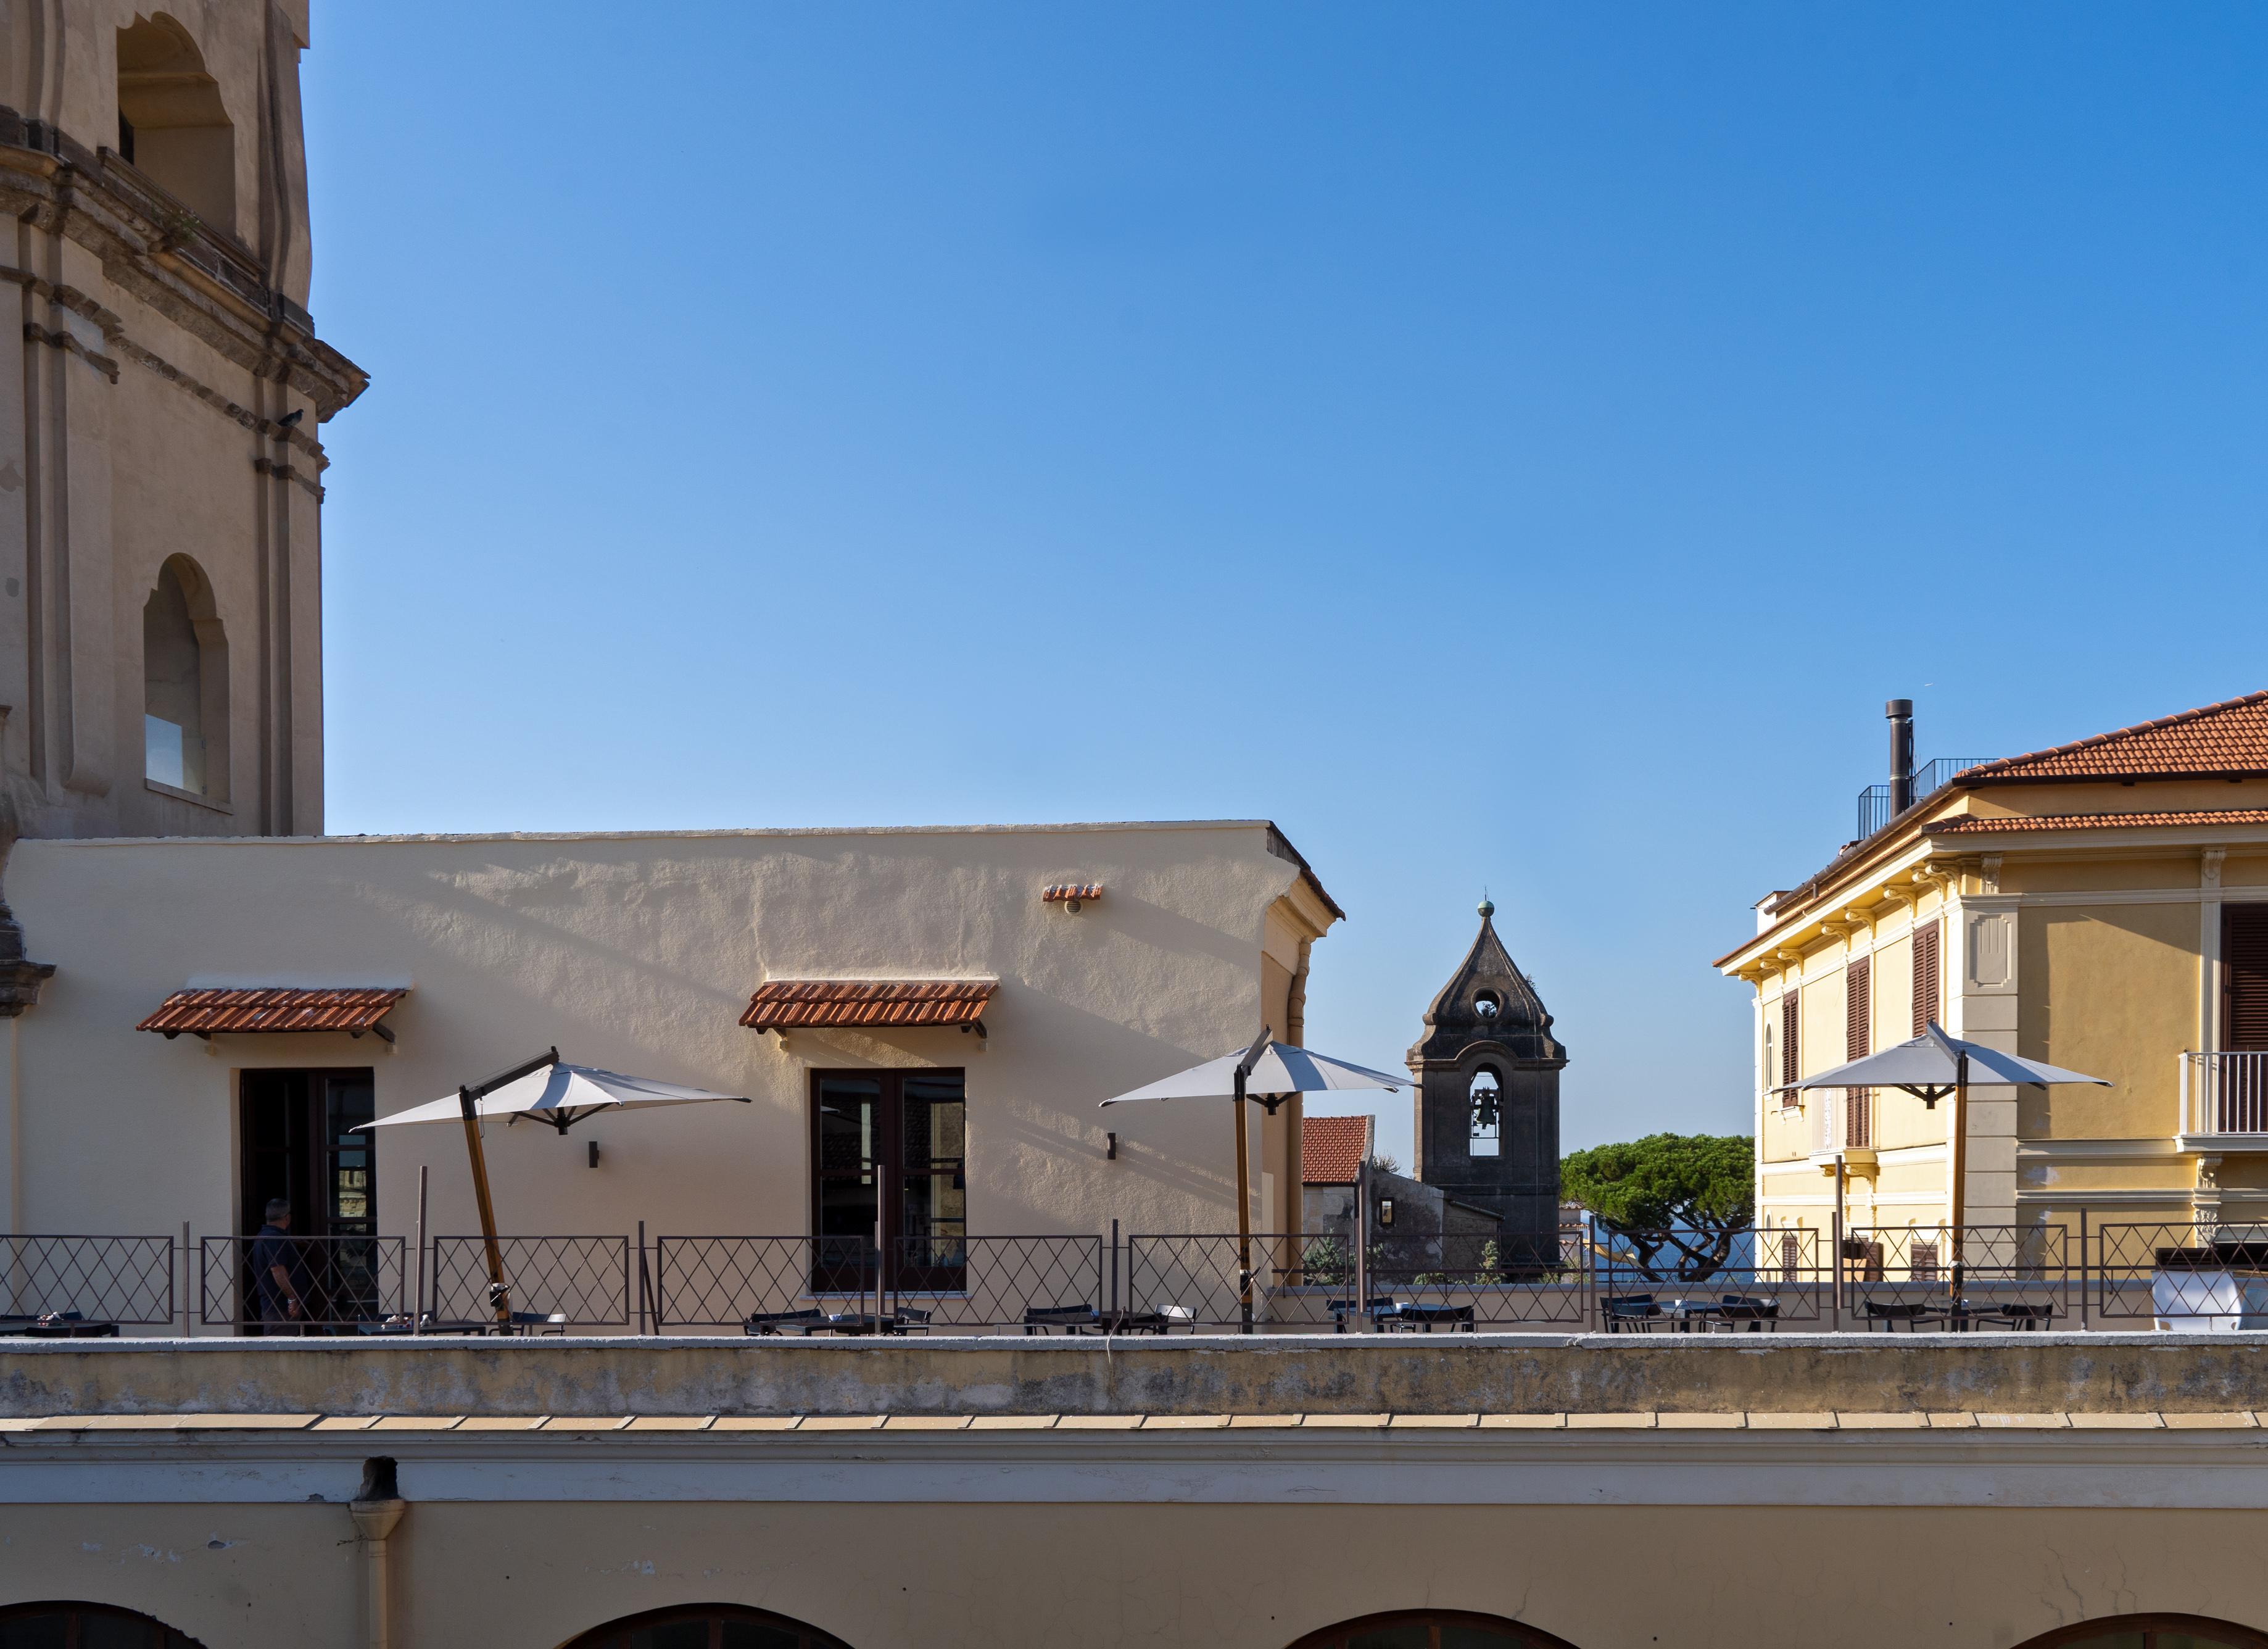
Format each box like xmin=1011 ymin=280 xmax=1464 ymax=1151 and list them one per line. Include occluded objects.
xmin=1966 ymin=687 xmax=2268 ymax=778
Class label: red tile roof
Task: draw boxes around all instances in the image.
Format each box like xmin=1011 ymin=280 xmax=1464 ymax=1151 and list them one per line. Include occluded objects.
xmin=1963 ymin=689 xmax=2268 ymax=783
xmin=1301 ymin=1114 xmax=1373 ymax=1185
xmin=1929 ymin=808 xmax=2268 ymax=836
xmin=137 ymin=986 xmax=407 ymax=1038
xmin=740 ymin=979 xmax=995 ymax=1031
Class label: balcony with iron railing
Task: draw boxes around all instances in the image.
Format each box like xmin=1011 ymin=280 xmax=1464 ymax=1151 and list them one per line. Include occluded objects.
xmin=1855 ymin=756 xmax=1998 ymax=841
xmin=2179 ymin=1052 xmax=2268 ymax=1147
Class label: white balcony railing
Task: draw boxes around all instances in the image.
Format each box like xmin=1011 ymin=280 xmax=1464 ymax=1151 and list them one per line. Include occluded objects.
xmin=2180 ymin=1052 xmax=2268 ymax=1138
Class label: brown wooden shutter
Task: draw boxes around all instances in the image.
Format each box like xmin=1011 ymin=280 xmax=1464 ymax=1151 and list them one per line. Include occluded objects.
xmin=1911 ymin=919 xmax=1941 ymax=1037
xmin=1845 ymin=957 xmax=1873 ymax=1148
xmin=1780 ymin=992 xmax=1800 ymax=1087
xmin=2228 ymin=905 xmax=2268 ymax=1051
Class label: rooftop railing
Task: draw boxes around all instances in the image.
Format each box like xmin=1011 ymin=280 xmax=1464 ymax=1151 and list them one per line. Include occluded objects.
xmin=1855 ymin=755 xmax=1997 ymax=840
xmin=11 ymin=1215 xmax=2266 ymax=1338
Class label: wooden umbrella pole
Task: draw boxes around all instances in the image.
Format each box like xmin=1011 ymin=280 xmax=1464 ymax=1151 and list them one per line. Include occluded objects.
xmin=1947 ymin=1052 xmax=1969 ymax=1301
xmin=458 ymin=1088 xmax=511 ymax=1326
xmin=1235 ymin=1061 xmax=1253 ymax=1334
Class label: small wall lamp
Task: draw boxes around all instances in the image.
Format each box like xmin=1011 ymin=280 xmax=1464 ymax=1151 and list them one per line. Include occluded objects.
xmin=587 ymin=1140 xmax=601 ymax=1169
xmin=1376 ymin=1197 xmax=1395 ymax=1229
xmin=1106 ymin=1131 xmax=1117 ymax=1161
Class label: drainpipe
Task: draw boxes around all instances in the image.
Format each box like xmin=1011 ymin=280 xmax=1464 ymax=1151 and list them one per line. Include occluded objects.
xmin=351 ymin=1458 xmax=407 ymax=1649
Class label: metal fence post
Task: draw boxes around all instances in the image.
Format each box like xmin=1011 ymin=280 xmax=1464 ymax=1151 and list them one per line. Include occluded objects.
xmin=1109 ymin=1219 xmax=1119 ymax=1316
xmin=178 ymin=1222 xmax=190 ymax=1337
xmin=1354 ymin=1161 xmax=1370 ymax=1332
xmin=1830 ymin=1211 xmax=1842 ymax=1332
xmin=637 ymin=1219 xmax=649 ymax=1335
xmin=2079 ymin=1209 xmax=2088 ymax=1330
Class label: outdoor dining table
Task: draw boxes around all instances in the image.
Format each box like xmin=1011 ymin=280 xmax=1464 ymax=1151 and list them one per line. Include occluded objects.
xmin=0 ymin=1313 xmax=117 ymax=1338
xmin=745 ymin=1307 xmax=932 ymax=1337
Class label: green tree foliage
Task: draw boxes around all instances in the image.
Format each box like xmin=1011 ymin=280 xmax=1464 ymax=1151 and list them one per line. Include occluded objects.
xmin=1561 ymin=1132 xmax=1755 ymax=1282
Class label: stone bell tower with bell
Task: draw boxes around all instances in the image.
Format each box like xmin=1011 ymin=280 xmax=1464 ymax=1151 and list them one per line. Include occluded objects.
xmin=1407 ymin=897 xmax=1568 ymax=1260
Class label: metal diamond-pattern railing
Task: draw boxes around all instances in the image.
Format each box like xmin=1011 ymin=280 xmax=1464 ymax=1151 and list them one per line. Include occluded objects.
xmin=1593 ymin=1226 xmax=1824 ymax=1331
xmin=890 ymin=1234 xmax=1103 ymax=1330
xmin=199 ymin=1235 xmax=404 ymax=1329
xmin=1 ymin=1235 xmax=174 ymax=1326
xmin=430 ymin=1236 xmax=629 ymax=1327
xmin=651 ymin=1236 xmax=877 ymax=1330
xmin=1840 ymin=1225 xmax=2067 ymax=1329
xmin=2093 ymin=1223 xmax=2268 ymax=1326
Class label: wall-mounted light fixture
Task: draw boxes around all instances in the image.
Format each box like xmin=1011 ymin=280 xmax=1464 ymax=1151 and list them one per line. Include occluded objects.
xmin=1376 ymin=1197 xmax=1395 ymax=1229
xmin=1106 ymin=1131 xmax=1117 ymax=1161
xmin=1042 ymin=882 xmax=1104 ymax=915
xmin=587 ymin=1139 xmax=601 ymax=1169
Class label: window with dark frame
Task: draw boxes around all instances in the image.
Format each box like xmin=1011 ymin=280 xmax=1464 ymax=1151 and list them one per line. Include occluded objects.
xmin=2227 ymin=905 xmax=2268 ymax=1051
xmin=1912 ymin=917 xmax=1942 ymax=1037
xmin=1779 ymin=991 xmax=1800 ymax=1108
xmin=1844 ymin=956 xmax=1873 ymax=1149
xmin=810 ymin=1068 xmax=966 ymax=1294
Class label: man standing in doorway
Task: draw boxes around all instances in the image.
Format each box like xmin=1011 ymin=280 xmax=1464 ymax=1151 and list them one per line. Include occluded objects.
xmin=251 ymin=1198 xmax=308 ymax=1332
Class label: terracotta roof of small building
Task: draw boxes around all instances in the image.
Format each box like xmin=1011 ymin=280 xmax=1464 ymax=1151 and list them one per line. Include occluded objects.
xmin=1963 ymin=688 xmax=2268 ymax=783
xmin=739 ymin=979 xmax=996 ymax=1031
xmin=137 ymin=986 xmax=406 ymax=1039
xmin=1301 ymin=1114 xmax=1373 ymax=1185
xmin=1928 ymin=808 xmax=2268 ymax=836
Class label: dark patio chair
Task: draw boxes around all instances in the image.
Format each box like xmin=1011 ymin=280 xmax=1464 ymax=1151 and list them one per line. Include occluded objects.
xmin=1861 ymin=1300 xmax=1941 ymax=1331
xmin=1022 ymin=1304 xmax=1099 ymax=1335
xmin=745 ymin=1308 xmax=830 ymax=1337
xmin=1600 ymin=1294 xmax=1662 ymax=1333
xmin=1988 ymin=1302 xmax=2058 ymax=1331
xmin=1327 ymin=1297 xmax=1398 ymax=1333
xmin=1386 ymin=1302 xmax=1476 ymax=1333
xmin=1716 ymin=1294 xmax=1779 ymax=1332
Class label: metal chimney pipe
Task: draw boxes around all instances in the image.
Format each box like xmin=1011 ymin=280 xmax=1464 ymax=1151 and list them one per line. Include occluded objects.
xmin=1887 ymin=699 xmax=1914 ymax=815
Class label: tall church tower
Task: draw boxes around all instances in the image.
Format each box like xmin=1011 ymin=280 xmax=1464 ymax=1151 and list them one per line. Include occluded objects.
xmin=0 ymin=2 xmax=365 ymax=843
xmin=1407 ymin=899 xmax=1567 ymax=1259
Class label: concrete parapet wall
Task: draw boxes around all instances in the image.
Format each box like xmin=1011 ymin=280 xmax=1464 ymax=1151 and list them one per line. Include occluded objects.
xmin=6 ymin=1332 xmax=2268 ymax=1419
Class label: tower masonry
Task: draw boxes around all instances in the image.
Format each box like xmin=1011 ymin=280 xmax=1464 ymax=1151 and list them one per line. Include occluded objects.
xmin=1405 ymin=899 xmax=1567 ymax=1260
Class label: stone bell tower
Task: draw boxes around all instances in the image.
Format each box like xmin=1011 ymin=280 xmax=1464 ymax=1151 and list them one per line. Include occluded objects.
xmin=1407 ymin=898 xmax=1567 ymax=1261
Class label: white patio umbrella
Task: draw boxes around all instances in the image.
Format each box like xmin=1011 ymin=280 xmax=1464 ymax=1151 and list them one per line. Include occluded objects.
xmin=1789 ymin=1022 xmax=2106 ymax=1282
xmin=1100 ymin=1030 xmax=1412 ymax=1325
xmin=359 ymin=1048 xmax=750 ymax=1324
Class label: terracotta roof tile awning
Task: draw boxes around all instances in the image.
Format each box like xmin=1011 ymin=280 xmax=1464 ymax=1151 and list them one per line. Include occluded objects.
xmin=1963 ymin=688 xmax=2268 ymax=783
xmin=138 ymin=987 xmax=408 ymax=1041
xmin=1302 ymin=1114 xmax=1374 ymax=1185
xmin=740 ymin=980 xmax=996 ymax=1033
xmin=1928 ymin=808 xmax=2268 ymax=836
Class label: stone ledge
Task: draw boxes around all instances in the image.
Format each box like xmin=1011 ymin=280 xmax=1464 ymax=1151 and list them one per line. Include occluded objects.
xmin=10 ymin=1337 xmax=2268 ymax=1421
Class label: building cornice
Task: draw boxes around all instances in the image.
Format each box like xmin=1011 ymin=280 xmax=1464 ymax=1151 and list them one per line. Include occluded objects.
xmin=0 ymin=106 xmax=366 ymax=422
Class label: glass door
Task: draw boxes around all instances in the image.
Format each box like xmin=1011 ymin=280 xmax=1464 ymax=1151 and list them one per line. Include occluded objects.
xmin=809 ymin=1070 xmax=966 ymax=1295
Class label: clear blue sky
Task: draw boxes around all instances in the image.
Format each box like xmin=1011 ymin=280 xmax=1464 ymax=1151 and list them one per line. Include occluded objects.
xmin=306 ymin=6 xmax=2268 ymax=1168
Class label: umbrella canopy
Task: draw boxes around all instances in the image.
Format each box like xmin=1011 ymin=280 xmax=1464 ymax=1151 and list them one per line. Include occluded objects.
xmin=1099 ymin=1040 xmax=1411 ymax=1107
xmin=1789 ymin=1022 xmax=2108 ymax=1103
xmin=361 ymin=1062 xmax=750 ymax=1134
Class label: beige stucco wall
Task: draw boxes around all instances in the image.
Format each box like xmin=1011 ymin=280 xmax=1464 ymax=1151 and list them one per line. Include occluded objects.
xmin=2018 ymin=902 xmax=2194 ymax=1140
xmin=1 ymin=823 xmax=1330 ymax=1292
xmin=5 ymin=1498 xmax=2265 ymax=1649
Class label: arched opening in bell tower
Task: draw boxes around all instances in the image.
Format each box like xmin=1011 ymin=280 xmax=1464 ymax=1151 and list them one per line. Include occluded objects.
xmin=143 ymin=555 xmax=228 ymax=800
xmin=1468 ymin=1066 xmax=1502 ymax=1157
xmin=116 ymin=13 xmax=236 ymax=231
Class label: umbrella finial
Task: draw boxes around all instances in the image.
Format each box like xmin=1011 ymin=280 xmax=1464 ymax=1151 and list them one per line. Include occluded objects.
xmin=1478 ymin=889 xmax=1494 ymax=919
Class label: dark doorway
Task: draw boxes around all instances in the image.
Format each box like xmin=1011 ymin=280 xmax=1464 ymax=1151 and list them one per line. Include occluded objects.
xmin=238 ymin=1068 xmax=376 ymax=1327
xmin=809 ymin=1069 xmax=965 ymax=1294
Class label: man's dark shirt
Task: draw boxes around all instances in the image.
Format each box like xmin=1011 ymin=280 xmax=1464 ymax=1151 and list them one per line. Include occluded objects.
xmin=250 ymin=1223 xmax=298 ymax=1317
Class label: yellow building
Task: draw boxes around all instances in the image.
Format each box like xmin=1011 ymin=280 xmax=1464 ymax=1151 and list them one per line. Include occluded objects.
xmin=1717 ymin=691 xmax=2268 ymax=1265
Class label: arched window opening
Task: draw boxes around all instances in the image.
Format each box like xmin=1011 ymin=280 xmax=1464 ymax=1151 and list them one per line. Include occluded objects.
xmin=115 ymin=14 xmax=236 ymax=230
xmin=0 ymin=1600 xmax=210 ymax=1647
xmin=143 ymin=555 xmax=226 ymax=800
xmin=2008 ymin=1616 xmax=2268 ymax=1649
xmin=560 ymin=1604 xmax=855 ymax=1649
xmin=1468 ymin=1066 xmax=1502 ymax=1158
xmin=1286 ymin=1611 xmax=1579 ymax=1649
